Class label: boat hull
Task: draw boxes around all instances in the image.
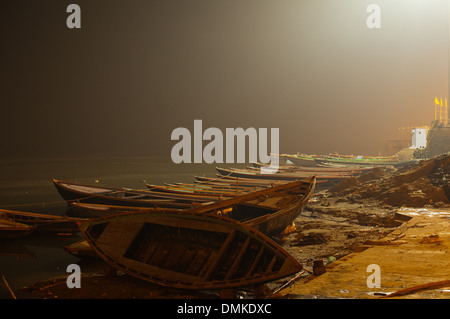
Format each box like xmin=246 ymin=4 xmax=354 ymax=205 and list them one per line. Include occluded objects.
xmin=52 ymin=179 xmax=194 ymax=209
xmin=283 ymin=155 xmax=318 ymax=167
xmin=0 ymin=208 xmax=80 ymax=233
xmin=79 ymin=211 xmax=302 ymax=290
xmin=0 ymin=219 xmax=36 ymax=239
xmin=68 ymin=202 xmax=182 ymax=218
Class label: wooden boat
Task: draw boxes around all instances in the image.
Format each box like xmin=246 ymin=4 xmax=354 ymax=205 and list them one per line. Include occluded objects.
xmin=195 ymin=175 xmax=285 ymax=187
xmin=66 ymin=178 xmax=316 ymax=261
xmin=79 ymin=210 xmax=303 ymax=290
xmin=315 ymin=154 xmax=400 ymax=167
xmin=188 ymin=178 xmax=316 ymax=235
xmin=68 ymin=202 xmax=183 ymax=218
xmin=165 ymin=182 xmax=258 ymax=193
xmin=216 ymin=167 xmax=351 ymax=181
xmin=282 ymin=154 xmax=319 ymax=167
xmin=145 ymin=183 xmax=258 ymax=197
xmin=249 ymin=162 xmax=370 ymax=174
xmin=326 ymin=153 xmax=399 ymax=160
xmin=52 ymin=178 xmax=200 ymax=208
xmin=0 ymin=208 xmax=81 ymax=233
xmin=121 ymin=186 xmax=233 ymax=202
xmin=0 ymin=218 xmax=36 ymax=239
xmin=74 ymin=178 xmax=316 ymax=236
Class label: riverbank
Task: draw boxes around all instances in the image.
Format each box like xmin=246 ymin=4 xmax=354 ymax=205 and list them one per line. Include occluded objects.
xmin=278 ymin=207 xmax=450 ymax=299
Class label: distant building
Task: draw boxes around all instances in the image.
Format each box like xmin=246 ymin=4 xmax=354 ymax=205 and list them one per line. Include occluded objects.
xmin=411 ymin=128 xmax=428 ymax=149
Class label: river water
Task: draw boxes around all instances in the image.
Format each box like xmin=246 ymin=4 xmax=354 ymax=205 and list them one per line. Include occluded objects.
xmin=0 ymin=155 xmax=217 ymax=298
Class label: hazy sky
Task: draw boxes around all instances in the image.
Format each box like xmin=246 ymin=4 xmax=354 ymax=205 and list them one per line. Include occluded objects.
xmin=1 ymin=0 xmax=448 ymax=160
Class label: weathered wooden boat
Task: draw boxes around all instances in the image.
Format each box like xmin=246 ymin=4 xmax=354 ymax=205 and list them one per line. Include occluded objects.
xmin=216 ymin=167 xmax=351 ymax=181
xmin=74 ymin=178 xmax=316 ymax=236
xmin=314 ymin=153 xmax=400 ymax=167
xmin=195 ymin=175 xmax=289 ymax=188
xmin=326 ymin=152 xmax=399 ymax=160
xmin=0 ymin=208 xmax=81 ymax=233
xmin=79 ymin=210 xmax=303 ymax=290
xmin=0 ymin=218 xmax=36 ymax=239
xmin=165 ymin=182 xmax=258 ymax=193
xmin=188 ymin=178 xmax=316 ymax=235
xmin=52 ymin=179 xmax=200 ymax=208
xmin=314 ymin=159 xmax=391 ymax=167
xmin=282 ymin=154 xmax=319 ymax=167
xmin=249 ymin=162 xmax=370 ymax=174
xmin=145 ymin=183 xmax=257 ymax=197
xmin=68 ymin=202 xmax=183 ymax=218
xmin=66 ymin=178 xmax=316 ymax=261
xmin=122 ymin=186 xmax=233 ymax=202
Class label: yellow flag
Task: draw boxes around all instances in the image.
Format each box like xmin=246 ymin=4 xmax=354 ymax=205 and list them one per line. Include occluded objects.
xmin=435 ymin=97 xmax=440 ymax=104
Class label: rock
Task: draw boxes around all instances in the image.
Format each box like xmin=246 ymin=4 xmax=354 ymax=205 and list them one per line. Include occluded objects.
xmin=327 ymin=177 xmax=360 ymax=194
xmin=356 ymin=167 xmax=386 ymax=183
xmin=434 ymin=201 xmax=446 ymax=208
xmin=390 ymin=159 xmax=436 ymax=188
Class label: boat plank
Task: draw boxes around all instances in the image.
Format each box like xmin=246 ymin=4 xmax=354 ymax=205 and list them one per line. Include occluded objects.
xmin=224 ymin=237 xmax=251 ymax=281
xmin=201 ymin=230 xmax=236 ymax=281
xmin=246 ymin=245 xmax=265 ymax=277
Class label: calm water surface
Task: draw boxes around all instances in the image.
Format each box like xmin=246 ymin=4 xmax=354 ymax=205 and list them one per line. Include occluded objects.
xmin=0 ymin=155 xmax=218 ymax=298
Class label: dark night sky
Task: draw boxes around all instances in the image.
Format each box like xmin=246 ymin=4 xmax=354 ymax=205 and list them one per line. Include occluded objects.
xmin=1 ymin=0 xmax=448 ymax=160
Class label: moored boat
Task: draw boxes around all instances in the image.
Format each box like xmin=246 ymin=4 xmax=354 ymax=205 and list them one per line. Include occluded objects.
xmin=68 ymin=202 xmax=183 ymax=218
xmin=52 ymin=178 xmax=199 ymax=208
xmin=216 ymin=167 xmax=351 ymax=181
xmin=70 ymin=178 xmax=316 ymax=261
xmin=72 ymin=178 xmax=316 ymax=236
xmin=185 ymin=178 xmax=316 ymax=235
xmin=0 ymin=218 xmax=36 ymax=239
xmin=79 ymin=210 xmax=303 ymax=290
xmin=145 ymin=183 xmax=258 ymax=197
xmin=0 ymin=208 xmax=81 ymax=233
xmin=195 ymin=175 xmax=288 ymax=188
xmin=282 ymin=154 xmax=318 ymax=167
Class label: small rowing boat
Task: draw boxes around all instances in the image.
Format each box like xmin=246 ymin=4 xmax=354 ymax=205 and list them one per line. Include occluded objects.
xmin=79 ymin=210 xmax=302 ymax=290
xmin=0 ymin=218 xmax=36 ymax=239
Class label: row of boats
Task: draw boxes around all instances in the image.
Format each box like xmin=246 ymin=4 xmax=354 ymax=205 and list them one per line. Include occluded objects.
xmin=0 ymin=173 xmax=316 ymax=290
xmin=0 ymin=155 xmax=390 ymax=291
xmin=282 ymin=152 xmax=404 ymax=168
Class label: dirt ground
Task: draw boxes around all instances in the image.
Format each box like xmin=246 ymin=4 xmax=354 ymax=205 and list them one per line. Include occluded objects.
xmin=280 ymin=197 xmax=404 ymax=272
xmin=279 ymin=210 xmax=450 ymax=299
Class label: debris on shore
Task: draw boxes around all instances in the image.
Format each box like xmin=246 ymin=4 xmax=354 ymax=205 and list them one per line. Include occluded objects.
xmin=326 ymin=153 xmax=449 ymax=208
